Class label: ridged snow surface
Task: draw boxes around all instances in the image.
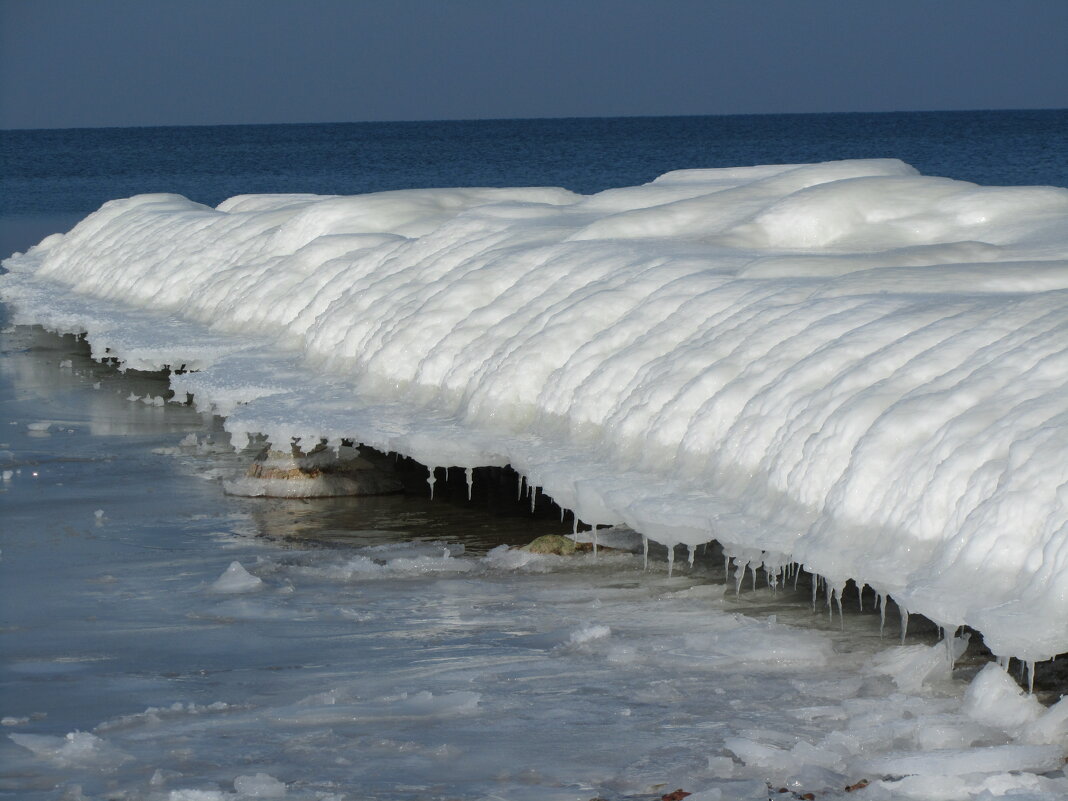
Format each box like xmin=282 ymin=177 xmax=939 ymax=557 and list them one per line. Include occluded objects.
xmin=4 ymin=159 xmax=1068 ymax=661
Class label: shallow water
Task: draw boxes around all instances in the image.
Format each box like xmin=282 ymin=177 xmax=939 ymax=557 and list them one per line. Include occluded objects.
xmin=2 ymin=319 xmax=1066 ymax=801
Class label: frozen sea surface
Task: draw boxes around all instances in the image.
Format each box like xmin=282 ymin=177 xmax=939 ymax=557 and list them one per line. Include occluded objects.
xmin=2 ymin=323 xmax=1067 ymax=801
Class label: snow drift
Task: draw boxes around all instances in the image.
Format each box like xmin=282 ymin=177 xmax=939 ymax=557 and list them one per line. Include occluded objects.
xmin=3 ymin=159 xmax=1067 ymax=662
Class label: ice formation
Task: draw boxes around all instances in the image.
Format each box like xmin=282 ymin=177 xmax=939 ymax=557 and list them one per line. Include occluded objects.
xmin=3 ymin=159 xmax=1067 ymax=661
xmin=210 ymin=561 xmax=263 ymax=594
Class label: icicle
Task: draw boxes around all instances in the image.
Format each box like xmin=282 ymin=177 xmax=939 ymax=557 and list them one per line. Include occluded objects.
xmin=944 ymin=627 xmax=959 ymax=670
xmin=724 ymin=555 xmax=730 ymax=581
xmin=734 ymin=559 xmax=745 ymax=595
xmin=517 ymin=473 xmax=524 ymax=501
xmin=573 ymin=516 xmax=579 ymax=536
xmin=642 ymin=535 xmax=649 ymax=571
xmin=687 ymin=544 xmax=695 ymax=567
xmin=465 ymin=467 xmax=474 ymax=501
xmin=751 ymin=564 xmax=757 ymax=592
xmin=811 ymin=575 xmax=818 ymax=612
xmin=667 ymin=545 xmax=675 ymax=578
xmin=825 ymin=583 xmax=833 ymax=621
xmin=793 ymin=564 xmax=800 ymax=591
xmin=592 ymin=524 xmax=599 ymax=556
xmin=834 ymin=588 xmax=843 ymax=628
xmin=530 ymin=486 xmax=537 ymax=514
xmin=857 ymin=583 xmax=865 ymax=612
xmin=899 ymin=605 xmax=909 ymax=644
xmin=878 ymin=593 xmax=886 ymax=637
xmin=427 ymin=465 xmax=437 ymax=499
xmin=560 ymin=507 xmax=565 ymax=523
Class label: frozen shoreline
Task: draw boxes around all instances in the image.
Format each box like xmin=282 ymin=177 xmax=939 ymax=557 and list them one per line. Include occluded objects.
xmin=3 ymin=159 xmax=1068 ymax=666
xmin=2 ymin=321 xmax=1068 ymax=800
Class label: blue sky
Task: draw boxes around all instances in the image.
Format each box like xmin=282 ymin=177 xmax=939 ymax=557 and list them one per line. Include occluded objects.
xmin=2 ymin=0 xmax=1066 ymax=129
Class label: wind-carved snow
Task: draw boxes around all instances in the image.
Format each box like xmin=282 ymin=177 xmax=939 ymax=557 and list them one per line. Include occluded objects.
xmin=3 ymin=159 xmax=1068 ymax=661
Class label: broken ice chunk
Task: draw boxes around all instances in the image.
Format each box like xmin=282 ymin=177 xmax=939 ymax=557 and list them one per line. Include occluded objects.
xmin=210 ymin=561 xmax=263 ymax=593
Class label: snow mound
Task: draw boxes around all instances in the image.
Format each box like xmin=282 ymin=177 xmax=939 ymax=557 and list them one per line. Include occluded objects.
xmin=4 ymin=159 xmax=1068 ymax=660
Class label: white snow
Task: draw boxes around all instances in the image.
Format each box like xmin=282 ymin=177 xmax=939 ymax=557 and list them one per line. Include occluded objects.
xmin=3 ymin=159 xmax=1068 ymax=661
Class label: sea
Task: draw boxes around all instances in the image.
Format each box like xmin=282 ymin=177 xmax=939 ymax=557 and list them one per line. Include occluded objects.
xmin=3 ymin=109 xmax=1067 ymax=257
xmin=1 ymin=110 xmax=1067 ymax=801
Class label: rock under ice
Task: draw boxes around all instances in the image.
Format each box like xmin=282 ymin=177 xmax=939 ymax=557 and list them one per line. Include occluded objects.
xmin=3 ymin=159 xmax=1067 ymax=662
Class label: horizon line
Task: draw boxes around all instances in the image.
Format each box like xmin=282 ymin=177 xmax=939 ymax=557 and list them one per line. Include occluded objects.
xmin=3 ymin=106 xmax=1066 ymax=135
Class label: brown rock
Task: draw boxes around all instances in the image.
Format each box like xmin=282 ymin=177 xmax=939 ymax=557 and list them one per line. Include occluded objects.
xmin=521 ymin=534 xmax=580 ymax=555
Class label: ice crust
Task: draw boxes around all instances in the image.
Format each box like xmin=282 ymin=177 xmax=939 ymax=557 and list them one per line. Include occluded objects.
xmin=3 ymin=159 xmax=1068 ymax=660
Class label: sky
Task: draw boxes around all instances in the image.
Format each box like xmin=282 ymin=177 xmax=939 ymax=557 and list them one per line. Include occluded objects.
xmin=1 ymin=0 xmax=1067 ymax=130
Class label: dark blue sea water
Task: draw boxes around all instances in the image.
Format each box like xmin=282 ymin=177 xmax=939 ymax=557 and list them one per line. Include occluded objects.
xmin=2 ymin=109 xmax=1066 ymax=256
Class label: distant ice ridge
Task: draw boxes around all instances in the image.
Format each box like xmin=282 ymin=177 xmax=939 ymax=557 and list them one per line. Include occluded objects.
xmin=3 ymin=159 xmax=1068 ymax=661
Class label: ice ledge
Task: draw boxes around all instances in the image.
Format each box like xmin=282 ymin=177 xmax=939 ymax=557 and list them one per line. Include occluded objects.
xmin=4 ymin=280 xmax=1066 ymax=664
xmin=4 ymin=162 xmax=1068 ymax=661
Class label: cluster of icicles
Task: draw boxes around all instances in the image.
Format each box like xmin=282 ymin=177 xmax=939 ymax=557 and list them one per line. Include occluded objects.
xmin=425 ymin=460 xmax=1043 ymax=692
